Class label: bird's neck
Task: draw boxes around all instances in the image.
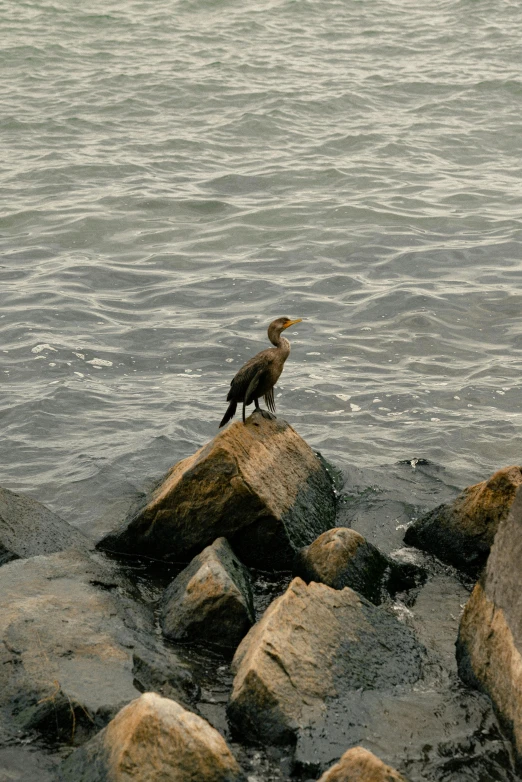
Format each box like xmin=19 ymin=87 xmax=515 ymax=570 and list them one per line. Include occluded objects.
xmin=271 ymin=334 xmax=290 ymax=358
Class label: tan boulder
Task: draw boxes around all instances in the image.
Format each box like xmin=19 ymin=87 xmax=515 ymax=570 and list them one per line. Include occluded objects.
xmin=457 ymin=485 xmax=522 ymax=762
xmin=294 ymin=527 xmax=423 ymax=604
xmin=228 ymin=578 xmax=424 ymax=745
xmin=60 ymin=692 xmax=244 ymax=781
xmin=160 ymin=537 xmax=254 ymax=648
xmin=317 ymin=746 xmax=409 ymax=782
xmin=98 ymin=416 xmax=337 ymax=569
xmin=404 ymin=465 xmax=522 ymax=571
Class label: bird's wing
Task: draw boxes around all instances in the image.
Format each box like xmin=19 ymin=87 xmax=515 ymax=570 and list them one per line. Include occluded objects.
xmin=264 ymin=387 xmax=276 ymax=413
xmin=227 ymin=351 xmax=273 ymax=402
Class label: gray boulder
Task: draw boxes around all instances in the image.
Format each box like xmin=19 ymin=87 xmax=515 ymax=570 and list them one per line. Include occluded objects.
xmin=0 ymin=486 xmax=89 ymax=564
xmin=0 ymin=550 xmax=194 ymax=745
xmin=227 ymin=578 xmax=424 ymax=746
xmin=160 ymin=537 xmax=254 ymax=649
xmin=59 ymin=692 xmax=244 ymax=782
xmin=98 ymin=416 xmax=337 ymax=569
xmin=404 ymin=465 xmax=522 ymax=571
xmin=294 ymin=527 xmax=423 ymax=604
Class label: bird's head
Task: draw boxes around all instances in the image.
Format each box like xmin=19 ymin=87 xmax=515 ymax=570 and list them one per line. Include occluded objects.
xmin=268 ymin=317 xmax=302 ymax=344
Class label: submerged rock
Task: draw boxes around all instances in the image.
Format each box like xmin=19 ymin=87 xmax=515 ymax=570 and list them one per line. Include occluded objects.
xmin=160 ymin=537 xmax=254 ymax=649
xmin=317 ymin=746 xmax=409 ymax=782
xmin=59 ymin=692 xmax=244 ymax=782
xmin=404 ymin=465 xmax=522 ymax=571
xmin=227 ymin=577 xmax=424 ymax=746
xmin=98 ymin=416 xmax=337 ymax=569
xmin=457 ymin=485 xmax=522 ymax=763
xmin=294 ymin=527 xmax=422 ymax=604
xmin=0 ymin=550 xmax=194 ymax=744
xmin=0 ymin=486 xmax=89 ymax=565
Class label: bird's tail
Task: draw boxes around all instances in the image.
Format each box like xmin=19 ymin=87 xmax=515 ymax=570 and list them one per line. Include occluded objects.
xmin=219 ymin=400 xmax=237 ymax=428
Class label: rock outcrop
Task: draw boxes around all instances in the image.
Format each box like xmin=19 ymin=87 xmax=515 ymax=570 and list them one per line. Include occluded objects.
xmin=317 ymin=746 xmax=409 ymax=782
xmin=59 ymin=692 xmax=244 ymax=782
xmin=98 ymin=416 xmax=337 ymax=569
xmin=0 ymin=486 xmax=89 ymax=565
xmin=0 ymin=550 xmax=194 ymax=744
xmin=227 ymin=578 xmax=424 ymax=745
xmin=294 ymin=527 xmax=422 ymax=604
xmin=457 ymin=485 xmax=522 ymax=762
xmin=404 ymin=465 xmax=522 ymax=571
xmin=160 ymin=537 xmax=254 ymax=649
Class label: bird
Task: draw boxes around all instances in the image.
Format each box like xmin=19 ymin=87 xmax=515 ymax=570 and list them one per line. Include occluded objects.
xmin=219 ymin=317 xmax=302 ymax=428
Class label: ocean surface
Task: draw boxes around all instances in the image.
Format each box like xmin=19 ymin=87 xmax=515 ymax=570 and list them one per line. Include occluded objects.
xmin=2 ymin=0 xmax=522 ymax=531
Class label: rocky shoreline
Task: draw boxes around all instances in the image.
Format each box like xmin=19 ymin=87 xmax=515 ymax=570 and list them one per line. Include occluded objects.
xmin=1 ymin=415 xmax=521 ymax=781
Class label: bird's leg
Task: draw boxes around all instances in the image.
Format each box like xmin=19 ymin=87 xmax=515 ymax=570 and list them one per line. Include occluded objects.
xmin=242 ymin=399 xmax=247 ymax=423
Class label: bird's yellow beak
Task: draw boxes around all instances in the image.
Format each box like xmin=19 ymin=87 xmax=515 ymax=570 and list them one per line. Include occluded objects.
xmin=283 ymin=318 xmax=302 ymax=329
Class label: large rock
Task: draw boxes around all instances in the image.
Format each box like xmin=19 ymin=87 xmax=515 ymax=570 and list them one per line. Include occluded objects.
xmin=160 ymin=537 xmax=254 ymax=649
xmin=317 ymin=746 xmax=409 ymax=782
xmin=59 ymin=692 xmax=244 ymax=782
xmin=227 ymin=578 xmax=424 ymax=746
xmin=0 ymin=550 xmax=194 ymax=744
xmin=98 ymin=416 xmax=337 ymax=569
xmin=0 ymin=486 xmax=89 ymax=565
xmin=404 ymin=465 xmax=522 ymax=571
xmin=457 ymin=485 xmax=522 ymax=762
xmin=294 ymin=527 xmax=423 ymax=604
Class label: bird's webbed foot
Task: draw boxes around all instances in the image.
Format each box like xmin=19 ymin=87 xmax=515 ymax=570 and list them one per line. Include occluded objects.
xmin=255 ymin=409 xmax=276 ymax=421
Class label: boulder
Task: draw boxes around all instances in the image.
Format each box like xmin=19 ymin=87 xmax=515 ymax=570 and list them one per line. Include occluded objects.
xmin=227 ymin=578 xmax=424 ymax=746
xmin=457 ymin=485 xmax=522 ymax=763
xmin=59 ymin=692 xmax=244 ymax=782
xmin=317 ymin=746 xmax=409 ymax=782
xmin=160 ymin=537 xmax=254 ymax=649
xmin=404 ymin=465 xmax=522 ymax=571
xmin=0 ymin=550 xmax=195 ymax=744
xmin=294 ymin=528 xmax=423 ymax=604
xmin=0 ymin=486 xmax=89 ymax=564
xmin=98 ymin=416 xmax=337 ymax=569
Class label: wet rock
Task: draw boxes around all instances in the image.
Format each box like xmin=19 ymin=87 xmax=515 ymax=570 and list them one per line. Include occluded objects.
xmin=317 ymin=746 xmax=409 ymax=782
xmin=59 ymin=692 xmax=244 ymax=782
xmin=294 ymin=527 xmax=423 ymax=604
xmin=0 ymin=486 xmax=89 ymax=565
xmin=98 ymin=416 xmax=337 ymax=569
xmin=227 ymin=577 xmax=424 ymax=746
xmin=457 ymin=485 xmax=522 ymax=763
xmin=404 ymin=465 xmax=522 ymax=571
xmin=0 ymin=550 xmax=195 ymax=744
xmin=160 ymin=537 xmax=255 ymax=649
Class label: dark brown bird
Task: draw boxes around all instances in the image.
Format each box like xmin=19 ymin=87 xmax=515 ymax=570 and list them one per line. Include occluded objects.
xmin=219 ymin=317 xmax=302 ymax=427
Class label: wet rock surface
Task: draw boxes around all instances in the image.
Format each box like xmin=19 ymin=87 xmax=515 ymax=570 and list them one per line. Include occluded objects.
xmin=0 ymin=549 xmax=195 ymax=746
xmin=294 ymin=527 xmax=423 ymax=604
xmin=404 ymin=465 xmax=522 ymax=572
xmin=317 ymin=746 xmax=409 ymax=782
xmin=457 ymin=485 xmax=522 ymax=764
xmin=98 ymin=416 xmax=337 ymax=569
xmin=59 ymin=692 xmax=244 ymax=782
xmin=0 ymin=486 xmax=89 ymax=565
xmin=160 ymin=537 xmax=255 ymax=649
xmin=228 ymin=577 xmax=425 ymax=745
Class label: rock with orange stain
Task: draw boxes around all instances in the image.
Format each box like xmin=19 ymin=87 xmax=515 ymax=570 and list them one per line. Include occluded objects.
xmin=98 ymin=415 xmax=337 ymax=569
xmin=457 ymin=485 xmax=522 ymax=764
xmin=405 ymin=465 xmax=522 ymax=571
xmin=59 ymin=692 xmax=244 ymax=782
xmin=317 ymin=746 xmax=409 ymax=782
